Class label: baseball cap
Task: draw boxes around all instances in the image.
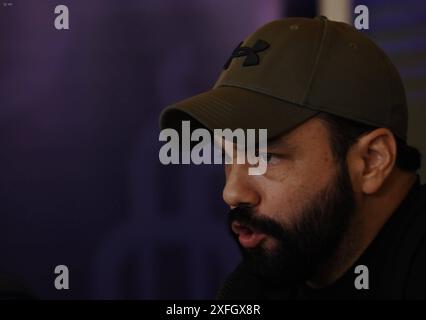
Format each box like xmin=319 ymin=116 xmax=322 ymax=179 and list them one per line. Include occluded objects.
xmin=159 ymin=16 xmax=408 ymax=141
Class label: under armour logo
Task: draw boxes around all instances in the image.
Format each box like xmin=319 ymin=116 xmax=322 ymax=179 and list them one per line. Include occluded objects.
xmin=223 ymin=39 xmax=270 ymax=69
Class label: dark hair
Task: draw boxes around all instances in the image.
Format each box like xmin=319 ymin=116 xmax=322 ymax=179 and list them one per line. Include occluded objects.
xmin=316 ymin=113 xmax=422 ymax=172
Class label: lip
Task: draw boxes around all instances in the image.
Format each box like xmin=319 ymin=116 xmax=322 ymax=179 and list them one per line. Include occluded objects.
xmin=231 ymin=221 xmax=266 ymax=248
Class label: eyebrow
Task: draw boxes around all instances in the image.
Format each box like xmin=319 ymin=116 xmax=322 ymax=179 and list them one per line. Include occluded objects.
xmin=265 ymin=135 xmax=284 ymax=148
xmin=219 ymin=132 xmax=295 ymax=154
xmin=258 ymin=134 xmax=294 ymax=152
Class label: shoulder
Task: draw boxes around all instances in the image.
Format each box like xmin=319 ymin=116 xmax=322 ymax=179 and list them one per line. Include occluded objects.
xmin=404 ymin=234 xmax=426 ymax=298
xmin=402 ymin=184 xmax=426 ymax=298
xmin=380 ymin=183 xmax=426 ymax=298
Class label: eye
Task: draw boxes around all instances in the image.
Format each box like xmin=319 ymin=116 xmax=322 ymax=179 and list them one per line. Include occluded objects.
xmin=259 ymin=152 xmax=281 ymax=165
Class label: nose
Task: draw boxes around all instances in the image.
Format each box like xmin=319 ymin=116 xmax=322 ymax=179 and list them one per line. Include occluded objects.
xmin=222 ymin=164 xmax=260 ymax=208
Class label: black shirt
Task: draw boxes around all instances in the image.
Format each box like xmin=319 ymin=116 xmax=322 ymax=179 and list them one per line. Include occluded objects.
xmin=217 ymin=177 xmax=426 ymax=300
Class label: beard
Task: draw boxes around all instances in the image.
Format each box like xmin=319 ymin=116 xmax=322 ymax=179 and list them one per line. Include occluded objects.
xmin=227 ymin=161 xmax=355 ymax=288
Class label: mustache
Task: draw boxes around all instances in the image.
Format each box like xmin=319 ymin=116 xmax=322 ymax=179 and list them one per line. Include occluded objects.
xmin=227 ymin=206 xmax=288 ymax=240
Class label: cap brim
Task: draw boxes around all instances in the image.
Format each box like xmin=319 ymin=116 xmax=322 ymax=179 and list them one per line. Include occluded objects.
xmin=160 ymin=86 xmax=319 ymax=140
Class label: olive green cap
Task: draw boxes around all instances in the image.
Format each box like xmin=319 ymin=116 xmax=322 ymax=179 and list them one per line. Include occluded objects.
xmin=160 ymin=16 xmax=407 ymax=141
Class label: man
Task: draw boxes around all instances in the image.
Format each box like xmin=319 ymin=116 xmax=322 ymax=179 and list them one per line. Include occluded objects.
xmin=159 ymin=16 xmax=425 ymax=299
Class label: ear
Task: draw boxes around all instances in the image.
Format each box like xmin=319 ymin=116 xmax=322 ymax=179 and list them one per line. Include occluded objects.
xmin=347 ymin=128 xmax=397 ymax=194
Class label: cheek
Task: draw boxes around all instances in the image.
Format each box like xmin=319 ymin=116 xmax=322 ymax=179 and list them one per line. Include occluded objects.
xmin=257 ymin=151 xmax=336 ymax=224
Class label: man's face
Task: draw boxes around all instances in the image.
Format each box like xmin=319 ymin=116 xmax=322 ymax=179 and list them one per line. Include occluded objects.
xmin=223 ymin=117 xmax=356 ymax=286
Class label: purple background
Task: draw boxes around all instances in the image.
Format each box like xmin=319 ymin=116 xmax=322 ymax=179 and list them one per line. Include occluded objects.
xmin=0 ymin=0 xmax=282 ymax=299
xmin=0 ymin=0 xmax=424 ymax=299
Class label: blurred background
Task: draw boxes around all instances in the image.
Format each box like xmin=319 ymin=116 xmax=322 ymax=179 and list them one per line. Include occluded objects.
xmin=0 ymin=0 xmax=425 ymax=299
